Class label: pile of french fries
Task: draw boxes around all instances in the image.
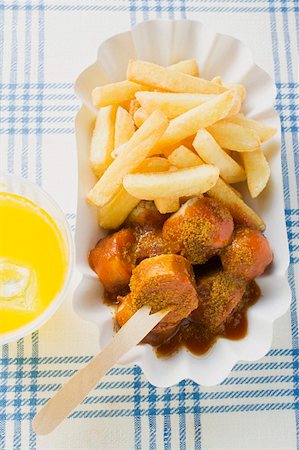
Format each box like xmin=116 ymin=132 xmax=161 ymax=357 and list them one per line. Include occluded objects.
xmin=87 ymin=58 xmax=276 ymax=231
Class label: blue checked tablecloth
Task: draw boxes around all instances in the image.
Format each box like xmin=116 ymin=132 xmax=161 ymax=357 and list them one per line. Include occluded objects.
xmin=0 ymin=1 xmax=298 ymax=449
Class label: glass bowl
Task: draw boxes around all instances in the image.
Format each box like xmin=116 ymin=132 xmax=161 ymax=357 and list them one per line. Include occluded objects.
xmin=0 ymin=173 xmax=75 ymax=345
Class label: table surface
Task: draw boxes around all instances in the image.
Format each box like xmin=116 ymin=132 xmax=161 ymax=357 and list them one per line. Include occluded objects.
xmin=0 ymin=1 xmax=298 ymax=449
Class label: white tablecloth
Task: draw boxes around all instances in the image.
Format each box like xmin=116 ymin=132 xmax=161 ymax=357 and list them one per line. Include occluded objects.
xmin=0 ymin=1 xmax=298 ymax=449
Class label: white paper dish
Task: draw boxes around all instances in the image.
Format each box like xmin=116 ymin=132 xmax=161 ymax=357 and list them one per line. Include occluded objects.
xmin=74 ymin=20 xmax=291 ymax=387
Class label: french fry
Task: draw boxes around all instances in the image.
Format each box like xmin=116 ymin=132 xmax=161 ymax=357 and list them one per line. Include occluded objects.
xmin=167 ymin=146 xmax=245 ymax=206
xmin=139 ymin=156 xmax=180 ymax=214
xmin=154 ymin=197 xmax=180 ymax=214
xmin=129 ymin=98 xmax=141 ymax=118
xmin=134 ymin=107 xmax=149 ymax=128
xmin=136 ymin=156 xmax=171 ymax=173
xmin=228 ymin=86 xmax=243 ymax=115
xmin=111 ymin=142 xmax=125 ymax=159
xmin=227 ymin=114 xmax=276 ymax=142
xmin=114 ymin=106 xmax=135 ymax=149
xmin=136 ymin=91 xmax=215 ymax=119
xmin=193 ymin=129 xmax=246 ymax=183
xmin=160 ymin=135 xmax=196 ymax=158
xmin=123 ymin=165 xmax=219 ymax=199
xmin=168 ymin=145 xmax=203 ymax=168
xmin=92 ymin=60 xmax=200 ymax=107
xmin=207 ymin=178 xmax=265 ymax=230
xmin=89 ymin=105 xmax=117 ymax=178
xmin=87 ymin=110 xmax=169 ymax=206
xmin=242 ymin=146 xmax=270 ymax=198
xmin=97 ymin=187 xmax=140 ymax=229
xmin=92 ymin=81 xmax=146 ymax=108
xmin=226 ymin=84 xmax=246 ymax=102
xmin=210 ymin=77 xmax=246 ymax=105
xmin=207 ymin=120 xmax=260 ymax=152
xmin=127 ymin=60 xmax=226 ymax=94
xmin=156 ymin=89 xmax=240 ymax=152
xmin=169 ymin=59 xmax=199 ymax=76
xmin=212 ymin=76 xmax=222 ymax=85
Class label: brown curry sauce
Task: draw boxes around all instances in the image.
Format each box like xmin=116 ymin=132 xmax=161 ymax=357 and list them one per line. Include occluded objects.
xmin=104 ymin=279 xmax=260 ymax=358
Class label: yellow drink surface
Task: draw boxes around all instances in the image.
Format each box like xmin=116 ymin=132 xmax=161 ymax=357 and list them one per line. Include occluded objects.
xmin=0 ymin=192 xmax=68 ymax=334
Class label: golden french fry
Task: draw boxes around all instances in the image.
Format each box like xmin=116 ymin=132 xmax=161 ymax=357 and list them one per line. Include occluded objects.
xmin=87 ymin=110 xmax=169 ymax=206
xmin=167 ymin=146 xmax=244 ymax=204
xmin=169 ymin=59 xmax=199 ymax=76
xmin=97 ymin=187 xmax=140 ymax=229
xmin=210 ymin=77 xmax=246 ymax=103
xmin=114 ymin=106 xmax=135 ymax=149
xmin=123 ymin=165 xmax=219 ymax=200
xmin=226 ymin=84 xmax=246 ymax=102
xmin=227 ymin=86 xmax=243 ymax=116
xmin=154 ymin=197 xmax=180 ymax=214
xmin=92 ymin=81 xmax=146 ymax=108
xmin=90 ymin=105 xmax=117 ymax=178
xmin=111 ymin=143 xmax=125 ymax=159
xmin=127 ymin=59 xmax=226 ymax=94
xmin=136 ymin=91 xmax=215 ymax=119
xmin=193 ymin=129 xmax=246 ymax=183
xmin=227 ymin=114 xmax=276 ymax=142
xmin=134 ymin=107 xmax=149 ymax=128
xmin=168 ymin=145 xmax=203 ymax=168
xmin=140 ymin=157 xmax=179 ymax=214
xmin=160 ymin=135 xmax=195 ymax=158
xmin=207 ymin=120 xmax=260 ymax=152
xmin=210 ymin=82 xmax=245 ymax=114
xmin=212 ymin=76 xmax=222 ymax=85
xmin=129 ymin=98 xmax=141 ymax=118
xmin=156 ymin=89 xmax=240 ymax=152
xmin=136 ymin=156 xmax=171 ymax=173
xmin=242 ymin=146 xmax=270 ymax=198
xmin=92 ymin=60 xmax=201 ymax=108
xmin=207 ymin=178 xmax=265 ymax=230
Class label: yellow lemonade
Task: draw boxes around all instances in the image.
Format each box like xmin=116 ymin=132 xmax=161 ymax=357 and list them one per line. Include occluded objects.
xmin=0 ymin=192 xmax=68 ymax=334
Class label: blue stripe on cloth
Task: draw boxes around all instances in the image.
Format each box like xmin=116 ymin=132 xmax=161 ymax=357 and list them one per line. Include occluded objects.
xmin=29 ymin=332 xmax=38 ymax=448
xmin=133 ymin=366 xmax=142 ymax=450
xmin=282 ymin=8 xmax=299 ymax=450
xmin=29 ymin=0 xmax=44 ymax=445
xmin=155 ymin=0 xmax=162 ymax=18
xmin=0 ymin=345 xmax=8 ymax=450
xmin=148 ymin=382 xmax=157 ymax=450
xmin=282 ymin=12 xmax=299 ymax=200
xmin=0 ymin=2 xmax=297 ymax=13
xmin=163 ymin=387 xmax=171 ymax=449
xmin=167 ymin=0 xmax=174 ymax=19
xmin=35 ymin=0 xmax=45 ymax=187
xmin=142 ymin=0 xmax=149 ymax=21
xmin=193 ymin=386 xmax=201 ymax=450
xmin=178 ymin=380 xmax=186 ymax=450
xmin=7 ymin=1 xmax=18 ymax=175
xmin=180 ymin=0 xmax=187 ymax=19
xmin=269 ymin=3 xmax=299 ymax=450
xmin=130 ymin=0 xmax=136 ymax=26
xmin=21 ymin=0 xmax=32 ymax=179
xmin=13 ymin=339 xmax=24 ymax=450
